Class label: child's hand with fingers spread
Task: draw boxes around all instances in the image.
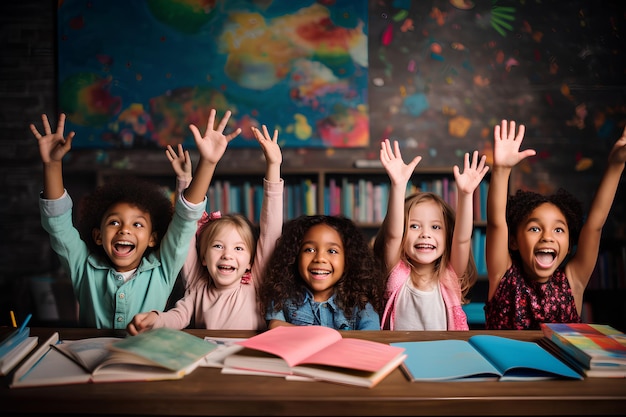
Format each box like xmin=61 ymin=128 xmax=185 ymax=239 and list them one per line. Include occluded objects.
xmin=454 ymin=151 xmax=489 ymax=196
xmin=379 ymin=139 xmax=422 ymax=186
xmin=189 ymin=109 xmax=242 ymax=165
xmin=493 ymin=120 xmax=535 ymax=168
xmin=30 ymin=113 xmax=75 ymax=164
xmin=166 ymin=144 xmax=192 ymax=183
xmin=252 ymin=125 xmax=281 ymax=166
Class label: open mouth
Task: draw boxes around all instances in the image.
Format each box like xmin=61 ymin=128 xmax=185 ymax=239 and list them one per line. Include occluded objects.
xmin=415 ymin=244 xmax=435 ymax=250
xmin=218 ymin=265 xmax=236 ymax=272
xmin=114 ymin=241 xmax=135 ymax=255
xmin=535 ymin=249 xmax=556 ymax=267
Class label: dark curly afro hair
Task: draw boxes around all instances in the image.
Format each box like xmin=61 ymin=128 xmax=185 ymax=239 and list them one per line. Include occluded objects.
xmin=76 ymin=176 xmax=174 ymax=263
xmin=506 ymin=188 xmax=584 ymax=258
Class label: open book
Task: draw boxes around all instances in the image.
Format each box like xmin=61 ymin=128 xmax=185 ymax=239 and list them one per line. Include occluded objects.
xmin=391 ymin=335 xmax=582 ymax=381
xmin=221 ymin=325 xmax=407 ymax=388
xmin=11 ymin=328 xmax=218 ymax=388
xmin=540 ymin=323 xmax=626 ymax=377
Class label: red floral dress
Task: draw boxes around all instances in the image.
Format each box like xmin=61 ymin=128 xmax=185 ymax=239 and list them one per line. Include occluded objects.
xmin=484 ymin=261 xmax=581 ymax=330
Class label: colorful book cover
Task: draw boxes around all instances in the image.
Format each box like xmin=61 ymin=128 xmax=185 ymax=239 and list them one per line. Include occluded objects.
xmin=540 ymin=323 xmax=626 ymax=369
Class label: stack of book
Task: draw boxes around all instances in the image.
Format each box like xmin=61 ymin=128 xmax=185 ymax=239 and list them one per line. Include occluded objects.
xmin=540 ymin=323 xmax=626 ymax=378
xmin=0 ymin=314 xmax=37 ymax=376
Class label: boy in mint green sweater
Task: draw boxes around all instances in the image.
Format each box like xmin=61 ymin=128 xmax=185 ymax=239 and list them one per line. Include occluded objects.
xmin=31 ymin=110 xmax=241 ymax=329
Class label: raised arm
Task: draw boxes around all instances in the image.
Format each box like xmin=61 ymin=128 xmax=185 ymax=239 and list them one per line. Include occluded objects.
xmin=450 ymin=151 xmax=489 ymax=278
xmin=486 ymin=120 xmax=535 ymax=299
xmin=250 ymin=125 xmax=283 ymax=287
xmin=567 ymin=128 xmax=626 ymax=297
xmin=30 ymin=113 xmax=75 ymax=200
xmin=183 ymin=109 xmax=242 ymax=204
xmin=378 ymin=139 xmax=422 ymax=272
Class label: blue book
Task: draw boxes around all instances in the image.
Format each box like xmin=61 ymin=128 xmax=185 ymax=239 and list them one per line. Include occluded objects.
xmin=253 ymin=185 xmax=263 ymax=224
xmin=392 ymin=335 xmax=582 ymax=381
xmin=479 ymin=181 xmax=488 ymax=221
xmin=0 ymin=327 xmax=30 ymax=358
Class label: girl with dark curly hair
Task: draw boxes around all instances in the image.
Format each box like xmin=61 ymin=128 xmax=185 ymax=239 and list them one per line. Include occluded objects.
xmin=485 ymin=120 xmax=626 ymax=330
xmin=31 ymin=110 xmax=241 ymax=329
xmin=373 ymin=139 xmax=489 ymax=331
xmin=259 ymin=215 xmax=384 ymax=330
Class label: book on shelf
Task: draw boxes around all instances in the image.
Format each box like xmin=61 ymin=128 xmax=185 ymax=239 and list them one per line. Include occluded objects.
xmin=221 ymin=325 xmax=407 ymax=388
xmin=10 ymin=327 xmax=218 ymax=388
xmin=0 ymin=326 xmax=38 ymax=376
xmin=391 ymin=335 xmax=582 ymax=382
xmin=539 ymin=323 xmax=626 ymax=378
xmin=472 ymin=228 xmax=487 ymax=276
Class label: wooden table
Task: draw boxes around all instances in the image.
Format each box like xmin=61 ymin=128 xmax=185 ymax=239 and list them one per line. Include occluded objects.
xmin=1 ymin=328 xmax=625 ymax=416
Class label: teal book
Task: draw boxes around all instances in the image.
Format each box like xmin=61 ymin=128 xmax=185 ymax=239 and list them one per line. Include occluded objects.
xmin=11 ymin=328 xmax=218 ymax=388
xmin=392 ymin=335 xmax=582 ymax=382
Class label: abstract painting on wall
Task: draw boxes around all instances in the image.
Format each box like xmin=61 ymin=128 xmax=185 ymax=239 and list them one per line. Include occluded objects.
xmin=57 ymin=0 xmax=369 ymax=149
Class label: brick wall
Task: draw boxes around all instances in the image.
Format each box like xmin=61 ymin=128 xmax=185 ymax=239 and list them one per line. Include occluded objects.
xmin=0 ymin=1 xmax=63 ymax=325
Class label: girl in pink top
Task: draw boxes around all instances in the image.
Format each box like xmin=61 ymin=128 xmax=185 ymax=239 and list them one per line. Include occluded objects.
xmin=127 ymin=124 xmax=283 ymax=332
xmin=373 ymin=139 xmax=489 ymax=330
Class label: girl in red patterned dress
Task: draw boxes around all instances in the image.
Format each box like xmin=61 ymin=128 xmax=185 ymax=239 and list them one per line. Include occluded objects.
xmin=485 ymin=120 xmax=626 ymax=330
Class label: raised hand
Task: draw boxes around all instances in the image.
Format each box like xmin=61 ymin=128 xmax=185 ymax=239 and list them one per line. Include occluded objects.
xmin=454 ymin=151 xmax=489 ymax=195
xmin=379 ymin=139 xmax=422 ymax=186
xmin=493 ymin=120 xmax=535 ymax=168
xmin=189 ymin=109 xmax=242 ymax=165
xmin=30 ymin=113 xmax=75 ymax=164
xmin=252 ymin=125 xmax=281 ymax=167
xmin=166 ymin=143 xmax=192 ymax=183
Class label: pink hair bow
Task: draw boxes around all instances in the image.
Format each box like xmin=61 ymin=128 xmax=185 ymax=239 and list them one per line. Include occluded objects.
xmin=196 ymin=211 xmax=221 ymax=237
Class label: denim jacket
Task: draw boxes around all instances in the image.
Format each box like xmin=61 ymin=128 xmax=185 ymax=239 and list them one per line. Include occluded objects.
xmin=266 ymin=289 xmax=380 ymax=330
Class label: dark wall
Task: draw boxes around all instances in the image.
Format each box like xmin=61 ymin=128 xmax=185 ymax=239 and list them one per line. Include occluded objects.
xmin=1 ymin=0 xmax=624 ymax=326
xmin=0 ymin=1 xmax=59 ymax=325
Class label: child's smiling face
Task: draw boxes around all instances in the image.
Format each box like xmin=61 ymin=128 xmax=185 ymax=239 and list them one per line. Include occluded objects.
xmin=201 ymin=225 xmax=252 ymax=289
xmin=93 ymin=201 xmax=156 ymax=272
xmin=298 ymin=223 xmax=345 ymax=302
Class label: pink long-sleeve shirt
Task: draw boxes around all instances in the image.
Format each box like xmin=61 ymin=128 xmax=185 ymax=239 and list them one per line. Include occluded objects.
xmin=152 ymin=178 xmax=283 ymax=331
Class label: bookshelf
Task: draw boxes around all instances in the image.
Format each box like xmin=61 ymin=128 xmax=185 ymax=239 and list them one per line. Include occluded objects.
xmin=94 ymin=166 xmax=489 ymax=226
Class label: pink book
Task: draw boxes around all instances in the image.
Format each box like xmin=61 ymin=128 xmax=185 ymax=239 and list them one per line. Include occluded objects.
xmin=222 ymin=326 xmax=406 ymax=388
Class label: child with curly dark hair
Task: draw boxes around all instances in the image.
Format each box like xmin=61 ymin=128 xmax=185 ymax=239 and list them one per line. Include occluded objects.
xmin=31 ymin=110 xmax=241 ymax=329
xmin=485 ymin=120 xmax=626 ymax=330
xmin=259 ymin=215 xmax=384 ymax=330
xmin=77 ymin=177 xmax=174 ymax=260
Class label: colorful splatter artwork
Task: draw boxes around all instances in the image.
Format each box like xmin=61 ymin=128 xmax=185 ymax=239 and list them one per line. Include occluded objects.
xmin=368 ymin=0 xmax=626 ymax=200
xmin=57 ymin=0 xmax=369 ymax=149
